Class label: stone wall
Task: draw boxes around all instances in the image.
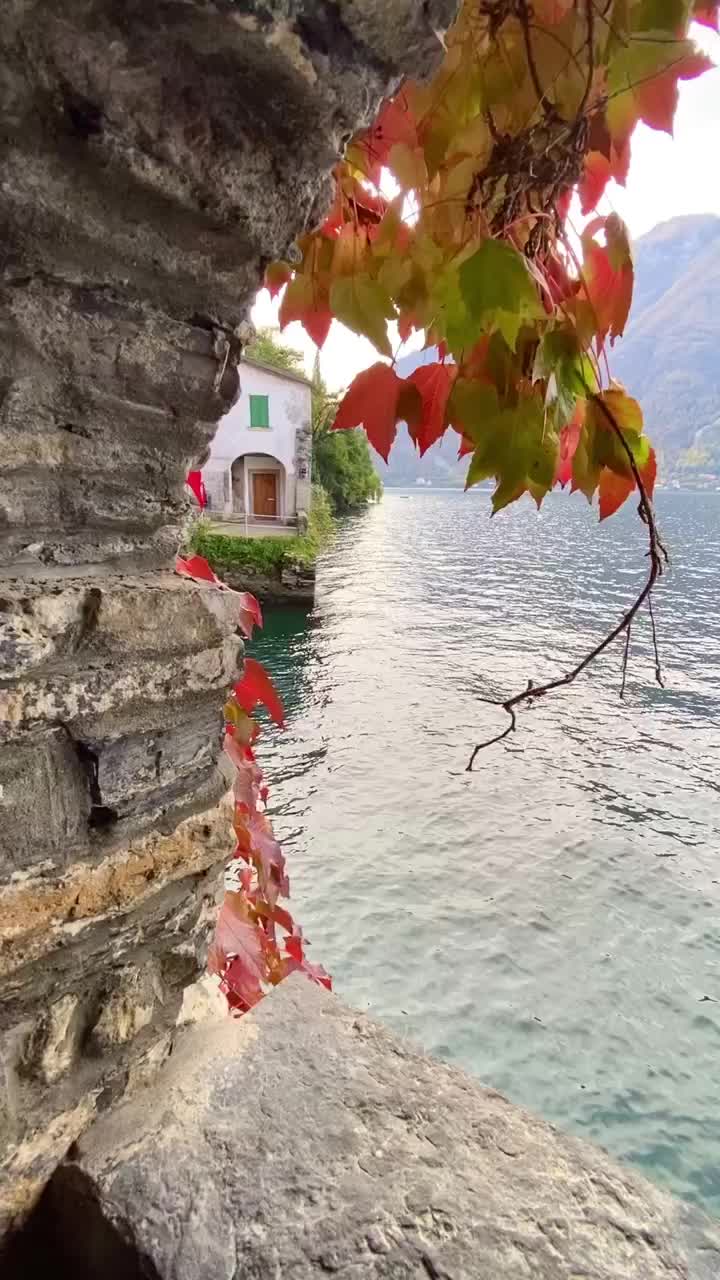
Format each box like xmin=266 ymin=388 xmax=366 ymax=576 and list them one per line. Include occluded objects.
xmin=0 ymin=0 xmax=456 ymax=1232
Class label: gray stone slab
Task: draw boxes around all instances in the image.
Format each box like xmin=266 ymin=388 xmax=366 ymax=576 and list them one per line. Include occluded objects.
xmin=6 ymin=975 xmax=719 ymax=1278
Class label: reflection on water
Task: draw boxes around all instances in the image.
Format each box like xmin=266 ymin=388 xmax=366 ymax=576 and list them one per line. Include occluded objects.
xmin=249 ymin=489 xmax=720 ymax=1214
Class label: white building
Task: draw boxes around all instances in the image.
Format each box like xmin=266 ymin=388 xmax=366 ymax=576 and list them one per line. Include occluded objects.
xmin=201 ymin=358 xmax=313 ymax=525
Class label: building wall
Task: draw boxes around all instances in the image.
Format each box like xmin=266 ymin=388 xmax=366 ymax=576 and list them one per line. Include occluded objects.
xmin=202 ymin=362 xmax=312 ymax=519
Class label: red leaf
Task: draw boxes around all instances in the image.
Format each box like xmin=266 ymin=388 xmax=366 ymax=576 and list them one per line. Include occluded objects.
xmin=366 ymin=90 xmax=417 ymax=168
xmin=285 ymin=933 xmax=304 ymax=963
xmin=209 ymin=893 xmax=266 ymax=1012
xmin=579 ymin=152 xmax=611 ymax=214
xmin=186 ymin=470 xmax=207 ymax=509
xmin=237 ymin=591 xmax=263 ymax=640
xmin=332 ymin=363 xmax=404 ymax=462
xmin=234 ymin=657 xmax=285 ymax=728
xmin=582 ymin=237 xmax=632 ymax=346
xmin=555 ymin=406 xmax=585 ymax=488
xmin=175 ymin=554 xmax=222 ymax=586
xmin=457 ymin=432 xmax=474 ymax=459
xmin=406 ymin=363 xmax=457 ymax=456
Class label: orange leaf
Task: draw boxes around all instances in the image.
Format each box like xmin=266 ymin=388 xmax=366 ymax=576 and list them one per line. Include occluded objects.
xmin=598 ymin=468 xmax=634 ymax=520
xmin=279 ymin=274 xmax=332 ymax=349
xmin=406 ymin=363 xmax=457 ymax=456
xmin=598 ymin=447 xmax=657 ymax=520
xmin=264 ymin=261 xmax=292 ymax=300
xmin=332 ymin=363 xmax=404 ymax=462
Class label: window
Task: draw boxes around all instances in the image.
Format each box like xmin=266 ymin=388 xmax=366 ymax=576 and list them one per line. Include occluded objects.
xmin=249 ymin=394 xmax=270 ymax=429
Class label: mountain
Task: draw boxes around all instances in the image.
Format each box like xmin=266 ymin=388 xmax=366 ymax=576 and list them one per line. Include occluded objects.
xmin=377 ymin=214 xmax=720 ymax=488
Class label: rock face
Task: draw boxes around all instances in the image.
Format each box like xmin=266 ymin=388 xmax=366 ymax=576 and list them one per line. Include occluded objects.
xmin=0 ymin=0 xmax=455 ymax=1230
xmin=3 ymin=976 xmax=719 ymax=1279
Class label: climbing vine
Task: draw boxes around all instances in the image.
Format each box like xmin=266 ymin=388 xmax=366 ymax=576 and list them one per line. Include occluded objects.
xmin=176 ymin=553 xmax=330 ymax=1011
xmin=185 ymin=0 xmax=717 ymax=1010
xmin=265 ymin=0 xmax=716 ymax=754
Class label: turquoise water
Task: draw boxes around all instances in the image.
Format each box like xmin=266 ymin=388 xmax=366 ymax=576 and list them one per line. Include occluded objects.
xmin=250 ymin=489 xmax=720 ymax=1213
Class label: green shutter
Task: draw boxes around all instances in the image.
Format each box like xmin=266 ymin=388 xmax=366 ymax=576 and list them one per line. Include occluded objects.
xmin=249 ymin=394 xmax=269 ymax=428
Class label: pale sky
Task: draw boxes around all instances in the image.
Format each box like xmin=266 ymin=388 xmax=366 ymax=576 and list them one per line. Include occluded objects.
xmin=252 ymin=25 xmax=720 ymax=392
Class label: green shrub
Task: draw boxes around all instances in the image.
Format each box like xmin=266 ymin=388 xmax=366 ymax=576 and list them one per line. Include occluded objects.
xmin=190 ymin=485 xmax=335 ymax=577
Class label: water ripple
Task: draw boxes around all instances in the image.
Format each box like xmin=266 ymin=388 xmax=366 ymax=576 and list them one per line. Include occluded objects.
xmin=250 ymin=489 xmax=720 ymax=1215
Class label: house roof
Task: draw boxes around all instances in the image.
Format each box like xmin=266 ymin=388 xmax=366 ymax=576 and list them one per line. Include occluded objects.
xmin=241 ymin=355 xmax=312 ymax=388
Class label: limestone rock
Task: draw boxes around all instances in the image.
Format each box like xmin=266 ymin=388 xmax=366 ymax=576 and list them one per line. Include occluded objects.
xmin=3 ymin=977 xmax=719 ymax=1279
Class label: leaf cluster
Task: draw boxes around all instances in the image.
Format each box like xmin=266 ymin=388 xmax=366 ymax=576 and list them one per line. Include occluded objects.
xmin=266 ymin=0 xmax=716 ymax=517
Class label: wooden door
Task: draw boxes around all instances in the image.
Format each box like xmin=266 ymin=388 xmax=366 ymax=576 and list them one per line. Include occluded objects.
xmin=252 ymin=471 xmax=278 ymax=517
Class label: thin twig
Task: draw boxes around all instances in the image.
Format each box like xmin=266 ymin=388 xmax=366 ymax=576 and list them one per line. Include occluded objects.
xmin=519 ymin=1 xmax=553 ymax=117
xmin=620 ymin=621 xmax=632 ymax=698
xmin=578 ymin=0 xmax=595 ymax=114
xmin=647 ymin=590 xmax=664 ymax=688
xmin=466 ymin=393 xmax=668 ymax=770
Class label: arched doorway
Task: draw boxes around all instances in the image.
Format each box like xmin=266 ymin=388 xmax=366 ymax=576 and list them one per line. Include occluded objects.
xmin=229 ymin=453 xmax=286 ymax=520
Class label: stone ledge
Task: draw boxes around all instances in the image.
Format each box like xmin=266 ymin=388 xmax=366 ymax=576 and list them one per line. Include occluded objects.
xmin=4 ymin=975 xmax=718 ymax=1278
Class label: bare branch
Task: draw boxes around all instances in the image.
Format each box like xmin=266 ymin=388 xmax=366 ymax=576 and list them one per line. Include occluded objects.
xmin=466 ymin=393 xmax=668 ymax=769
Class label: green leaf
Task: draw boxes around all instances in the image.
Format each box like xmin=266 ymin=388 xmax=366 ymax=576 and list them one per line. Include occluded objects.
xmin=459 ymin=240 xmax=543 ymax=351
xmin=429 ymin=266 xmax=479 ymax=354
xmin=459 ymin=385 xmax=558 ymax=511
xmin=573 ymin=390 xmax=649 ymax=500
xmin=534 ymin=330 xmax=598 ymax=425
xmin=329 ymin=276 xmax=395 ymax=356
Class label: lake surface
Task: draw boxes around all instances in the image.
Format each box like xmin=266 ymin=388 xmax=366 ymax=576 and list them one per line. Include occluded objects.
xmin=250 ymin=488 xmax=720 ymax=1213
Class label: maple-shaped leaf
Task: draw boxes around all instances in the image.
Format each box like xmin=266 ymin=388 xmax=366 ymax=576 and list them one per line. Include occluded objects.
xmin=265 ymin=261 xmax=292 ymax=300
xmin=406 ymin=363 xmax=457 ymax=455
xmin=460 ymin=385 xmax=558 ymax=511
xmin=332 ymin=363 xmax=404 ymax=462
xmin=237 ymin=591 xmax=263 ymax=641
xmin=234 ymin=657 xmax=285 ymax=728
xmin=459 ymin=239 xmax=542 ymax=350
xmin=175 ymin=553 xmax=222 ymax=586
xmin=574 ymin=389 xmax=651 ymax=504
xmin=353 ymin=89 xmax=418 ymax=184
xmin=329 ymin=275 xmax=395 ymax=356
xmin=598 ymin=448 xmax=657 ymax=520
xmin=208 ymin=892 xmax=265 ymax=1007
xmin=607 ymin=35 xmax=712 ymax=149
xmin=534 ymin=329 xmax=597 ymax=425
xmin=279 ymin=273 xmax=332 ymax=348
xmin=579 ymin=216 xmax=634 ymax=347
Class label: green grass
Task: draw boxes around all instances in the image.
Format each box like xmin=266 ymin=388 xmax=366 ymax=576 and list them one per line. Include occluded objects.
xmin=189 ymin=485 xmax=335 ymax=576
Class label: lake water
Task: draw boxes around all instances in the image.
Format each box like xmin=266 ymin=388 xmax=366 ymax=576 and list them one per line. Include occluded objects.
xmin=249 ymin=488 xmax=720 ymax=1214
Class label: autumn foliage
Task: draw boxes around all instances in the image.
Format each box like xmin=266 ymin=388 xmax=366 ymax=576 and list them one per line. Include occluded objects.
xmin=268 ymin=0 xmax=716 ymax=516
xmin=175 ymin=555 xmax=330 ymax=1012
